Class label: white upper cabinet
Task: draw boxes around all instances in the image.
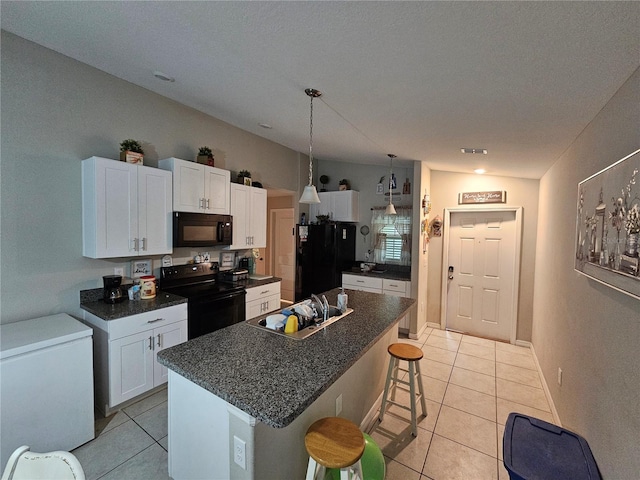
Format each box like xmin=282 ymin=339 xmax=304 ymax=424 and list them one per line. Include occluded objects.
xmin=82 ymin=157 xmax=172 ymax=258
xmin=229 ymin=183 xmax=267 ymax=249
xmin=158 ymin=157 xmax=230 ymax=215
xmin=310 ymin=191 xmax=359 ymax=222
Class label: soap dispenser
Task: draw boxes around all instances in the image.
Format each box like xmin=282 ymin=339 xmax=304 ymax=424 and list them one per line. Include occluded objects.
xmin=337 ymin=287 xmax=348 ymax=313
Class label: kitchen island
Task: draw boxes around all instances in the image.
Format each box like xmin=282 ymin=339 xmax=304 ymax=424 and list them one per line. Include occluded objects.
xmin=157 ymin=288 xmax=415 ymax=480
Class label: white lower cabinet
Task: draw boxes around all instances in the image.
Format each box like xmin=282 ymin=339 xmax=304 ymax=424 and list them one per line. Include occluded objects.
xmin=342 ymin=274 xmax=412 ymax=330
xmin=245 ymin=281 xmax=281 ymax=320
xmin=83 ymin=304 xmax=187 ymax=415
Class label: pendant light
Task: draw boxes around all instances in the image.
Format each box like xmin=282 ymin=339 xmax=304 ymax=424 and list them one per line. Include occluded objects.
xmin=299 ymin=88 xmax=322 ymax=204
xmin=385 ymin=154 xmax=397 ymax=215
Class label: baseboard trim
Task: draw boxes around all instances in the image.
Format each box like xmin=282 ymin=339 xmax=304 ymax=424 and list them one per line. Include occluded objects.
xmin=525 ymin=341 xmax=562 ymax=427
xmin=426 ymin=322 xmax=441 ymax=330
xmin=360 ymin=391 xmax=384 ymax=433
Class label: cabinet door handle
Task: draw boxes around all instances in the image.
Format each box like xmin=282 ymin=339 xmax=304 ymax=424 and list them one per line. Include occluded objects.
xmin=157 ymin=333 xmax=162 ymax=348
xmin=206 ymin=198 xmax=210 ymax=209
xmin=141 ymin=237 xmax=147 ymax=251
xmin=132 ymin=238 xmax=139 ymax=251
xmin=147 ymin=318 xmax=164 ymax=323
xmin=199 ymin=198 xmax=204 ymax=209
xmin=148 ymin=336 xmax=153 ymax=350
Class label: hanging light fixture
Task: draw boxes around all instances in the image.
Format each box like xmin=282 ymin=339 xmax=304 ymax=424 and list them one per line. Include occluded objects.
xmin=385 ymin=154 xmax=397 ymax=215
xmin=299 ymin=88 xmax=322 ymax=204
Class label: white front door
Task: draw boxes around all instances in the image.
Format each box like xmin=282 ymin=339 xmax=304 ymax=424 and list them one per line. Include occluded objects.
xmin=444 ymin=209 xmax=521 ymax=342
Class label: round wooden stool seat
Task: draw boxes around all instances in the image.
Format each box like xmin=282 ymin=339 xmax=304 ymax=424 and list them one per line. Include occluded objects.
xmin=388 ymin=343 xmax=424 ymax=362
xmin=305 ymin=417 xmax=365 ymax=469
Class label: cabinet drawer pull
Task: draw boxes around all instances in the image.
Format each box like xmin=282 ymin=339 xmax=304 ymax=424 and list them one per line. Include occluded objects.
xmin=260 ymin=290 xmax=269 ymax=295
xmin=147 ymin=318 xmax=164 ymax=323
xmin=356 ymin=280 xmax=365 ymax=283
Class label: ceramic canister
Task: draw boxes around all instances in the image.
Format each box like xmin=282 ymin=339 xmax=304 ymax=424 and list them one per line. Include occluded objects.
xmin=140 ymin=275 xmax=156 ymax=299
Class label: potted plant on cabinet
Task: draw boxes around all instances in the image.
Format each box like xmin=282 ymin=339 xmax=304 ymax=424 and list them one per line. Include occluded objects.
xmin=319 ymin=175 xmax=329 ymax=192
xmin=197 ymin=146 xmax=214 ymax=166
xmin=238 ymin=170 xmax=252 ymax=186
xmin=339 ymin=179 xmax=350 ymax=191
xmin=120 ymin=139 xmax=144 ymax=165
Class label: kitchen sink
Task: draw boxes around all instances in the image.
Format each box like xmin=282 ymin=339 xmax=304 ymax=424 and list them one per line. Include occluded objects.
xmin=245 ymin=300 xmax=353 ymax=340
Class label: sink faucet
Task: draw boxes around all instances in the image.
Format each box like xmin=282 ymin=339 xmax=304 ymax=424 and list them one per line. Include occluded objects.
xmin=310 ymin=294 xmax=330 ymax=322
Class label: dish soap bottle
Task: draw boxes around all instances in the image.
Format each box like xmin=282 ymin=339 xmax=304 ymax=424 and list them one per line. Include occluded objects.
xmin=337 ymin=287 xmax=348 ymax=313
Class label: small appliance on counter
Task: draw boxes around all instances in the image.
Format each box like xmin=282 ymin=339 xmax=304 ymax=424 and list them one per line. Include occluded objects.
xmin=102 ymin=275 xmax=124 ymax=304
xmin=219 ymin=268 xmax=249 ymax=283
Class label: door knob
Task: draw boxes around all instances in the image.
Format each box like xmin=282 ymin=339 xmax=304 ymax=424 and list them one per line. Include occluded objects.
xmin=448 ymin=266 xmax=454 ymax=280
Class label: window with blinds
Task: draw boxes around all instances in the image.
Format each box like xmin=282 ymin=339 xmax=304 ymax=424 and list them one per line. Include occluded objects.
xmin=381 ymin=225 xmax=403 ymax=262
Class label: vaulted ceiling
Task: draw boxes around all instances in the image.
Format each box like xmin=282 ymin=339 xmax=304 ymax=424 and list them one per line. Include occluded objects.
xmin=2 ymin=1 xmax=639 ymax=178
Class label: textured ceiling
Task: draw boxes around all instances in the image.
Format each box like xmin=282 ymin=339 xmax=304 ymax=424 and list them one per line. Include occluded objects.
xmin=2 ymin=1 xmax=639 ymax=178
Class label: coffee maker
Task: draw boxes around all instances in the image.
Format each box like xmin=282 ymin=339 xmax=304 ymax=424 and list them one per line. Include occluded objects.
xmin=103 ymin=275 xmax=124 ymax=304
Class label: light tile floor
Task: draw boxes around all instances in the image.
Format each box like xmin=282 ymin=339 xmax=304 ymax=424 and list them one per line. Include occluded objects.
xmin=72 ymin=328 xmax=555 ymax=480
xmin=371 ymin=328 xmax=556 ymax=480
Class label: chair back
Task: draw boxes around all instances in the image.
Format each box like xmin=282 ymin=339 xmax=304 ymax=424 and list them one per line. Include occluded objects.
xmin=1 ymin=446 xmax=85 ymax=480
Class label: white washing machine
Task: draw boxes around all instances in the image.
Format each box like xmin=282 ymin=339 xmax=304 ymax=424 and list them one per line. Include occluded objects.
xmin=0 ymin=313 xmax=95 ymax=467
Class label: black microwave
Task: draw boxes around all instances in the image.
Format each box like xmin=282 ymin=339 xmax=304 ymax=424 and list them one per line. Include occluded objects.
xmin=173 ymin=212 xmax=233 ymax=247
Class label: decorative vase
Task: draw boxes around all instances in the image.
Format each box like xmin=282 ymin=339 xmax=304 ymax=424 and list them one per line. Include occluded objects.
xmin=120 ymin=150 xmax=144 ymax=165
xmin=626 ymin=232 xmax=639 ymax=257
xmin=614 ymin=234 xmax=621 ymax=270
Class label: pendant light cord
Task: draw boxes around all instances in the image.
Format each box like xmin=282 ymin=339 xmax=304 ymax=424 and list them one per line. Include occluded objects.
xmin=308 ymin=93 xmax=314 ymax=186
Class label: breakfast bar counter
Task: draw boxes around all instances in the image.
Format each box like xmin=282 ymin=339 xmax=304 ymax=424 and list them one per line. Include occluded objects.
xmin=157 ymin=289 xmax=415 ymax=479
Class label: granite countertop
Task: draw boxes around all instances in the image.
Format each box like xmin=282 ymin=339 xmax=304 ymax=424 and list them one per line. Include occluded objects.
xmin=157 ymin=288 xmax=415 ymax=428
xmin=80 ymin=290 xmax=187 ymax=320
xmin=79 ymin=277 xmax=280 ymax=321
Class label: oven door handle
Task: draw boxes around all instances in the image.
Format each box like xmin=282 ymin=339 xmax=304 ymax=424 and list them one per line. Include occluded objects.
xmin=212 ymin=290 xmax=246 ymax=302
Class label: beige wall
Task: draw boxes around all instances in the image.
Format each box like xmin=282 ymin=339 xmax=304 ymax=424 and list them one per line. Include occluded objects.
xmin=411 ymin=161 xmax=431 ymax=335
xmin=427 ymin=171 xmax=539 ymax=340
xmin=0 ymin=32 xmax=305 ymax=323
xmin=533 ymin=67 xmax=640 ymax=478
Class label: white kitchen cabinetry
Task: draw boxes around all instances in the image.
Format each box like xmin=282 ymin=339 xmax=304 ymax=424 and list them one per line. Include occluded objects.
xmin=342 ymin=273 xmax=383 ymax=293
xmin=310 ymin=191 xmax=359 ymax=222
xmin=245 ymin=281 xmax=281 ymax=320
xmin=158 ymin=157 xmax=230 ymax=215
xmin=82 ymin=157 xmax=172 ymax=258
xmin=83 ymin=304 xmax=187 ymax=415
xmin=229 ymin=183 xmax=267 ymax=249
xmin=342 ymin=274 xmax=412 ymax=330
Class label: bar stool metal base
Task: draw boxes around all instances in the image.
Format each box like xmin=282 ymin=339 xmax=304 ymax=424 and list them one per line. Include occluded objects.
xmin=379 ymin=343 xmax=427 ymax=436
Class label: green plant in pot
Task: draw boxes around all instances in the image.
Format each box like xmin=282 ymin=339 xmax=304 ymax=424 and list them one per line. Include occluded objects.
xmin=339 ymin=179 xmax=350 ymax=191
xmin=319 ymin=175 xmax=329 ymax=192
xmin=197 ymin=146 xmax=214 ymax=166
xmin=238 ymin=169 xmax=252 ymax=185
xmin=120 ymin=139 xmax=144 ymax=164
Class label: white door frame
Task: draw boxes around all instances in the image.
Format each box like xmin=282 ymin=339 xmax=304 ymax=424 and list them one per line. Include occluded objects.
xmin=269 ymin=207 xmax=295 ymax=302
xmin=440 ymin=206 xmax=523 ymax=344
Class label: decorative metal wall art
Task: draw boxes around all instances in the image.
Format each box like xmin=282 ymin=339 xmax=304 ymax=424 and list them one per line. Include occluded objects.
xmin=575 ymin=148 xmax=640 ymax=299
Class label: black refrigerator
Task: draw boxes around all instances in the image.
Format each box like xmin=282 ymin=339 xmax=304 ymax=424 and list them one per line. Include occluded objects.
xmin=295 ymin=223 xmax=356 ymax=301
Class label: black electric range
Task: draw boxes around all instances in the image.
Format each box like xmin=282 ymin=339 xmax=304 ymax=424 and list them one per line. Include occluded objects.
xmin=160 ymin=262 xmax=246 ymax=339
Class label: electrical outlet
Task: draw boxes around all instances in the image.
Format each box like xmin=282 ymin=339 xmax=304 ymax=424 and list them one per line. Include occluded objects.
xmin=233 ymin=436 xmax=246 ymax=470
xmin=114 ymin=267 xmax=124 ymax=277
xmin=557 ymin=367 xmax=563 ymax=386
xmin=336 ymin=394 xmax=343 ymax=416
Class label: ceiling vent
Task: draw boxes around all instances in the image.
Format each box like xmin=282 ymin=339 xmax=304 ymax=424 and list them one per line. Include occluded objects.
xmin=461 ymin=148 xmax=488 ymax=154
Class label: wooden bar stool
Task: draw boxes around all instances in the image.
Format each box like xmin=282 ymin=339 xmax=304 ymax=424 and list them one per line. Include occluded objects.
xmin=379 ymin=343 xmax=427 ymax=436
xmin=305 ymin=417 xmax=365 ymax=480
